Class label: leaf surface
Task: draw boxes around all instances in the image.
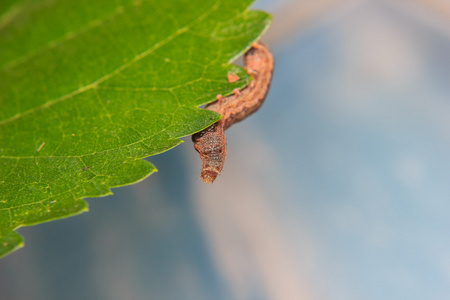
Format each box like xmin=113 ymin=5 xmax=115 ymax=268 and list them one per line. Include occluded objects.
xmin=0 ymin=0 xmax=271 ymax=257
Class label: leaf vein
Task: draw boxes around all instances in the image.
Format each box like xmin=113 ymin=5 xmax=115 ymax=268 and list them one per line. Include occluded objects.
xmin=0 ymin=2 xmax=220 ymax=127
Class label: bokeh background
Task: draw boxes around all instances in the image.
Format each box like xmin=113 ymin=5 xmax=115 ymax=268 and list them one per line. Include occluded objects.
xmin=2 ymin=0 xmax=450 ymax=299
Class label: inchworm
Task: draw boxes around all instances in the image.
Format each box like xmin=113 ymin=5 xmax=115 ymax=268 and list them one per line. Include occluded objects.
xmin=192 ymin=41 xmax=274 ymax=183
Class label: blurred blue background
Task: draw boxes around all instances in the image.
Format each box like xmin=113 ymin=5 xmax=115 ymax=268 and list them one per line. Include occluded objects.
xmin=2 ymin=0 xmax=450 ymax=299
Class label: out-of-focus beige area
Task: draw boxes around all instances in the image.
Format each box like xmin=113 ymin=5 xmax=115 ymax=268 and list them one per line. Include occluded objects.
xmin=195 ymin=0 xmax=450 ymax=299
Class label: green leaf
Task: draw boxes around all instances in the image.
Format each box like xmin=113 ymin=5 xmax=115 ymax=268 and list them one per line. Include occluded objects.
xmin=0 ymin=0 xmax=271 ymax=258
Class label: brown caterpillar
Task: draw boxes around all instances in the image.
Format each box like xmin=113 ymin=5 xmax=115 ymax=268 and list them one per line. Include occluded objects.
xmin=192 ymin=41 xmax=274 ymax=183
